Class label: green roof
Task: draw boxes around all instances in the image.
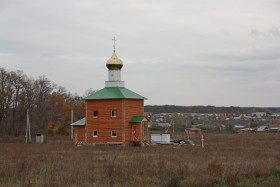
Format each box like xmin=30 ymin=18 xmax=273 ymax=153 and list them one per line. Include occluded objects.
xmin=71 ymin=118 xmax=86 ymax=126
xmin=84 ymin=87 xmax=147 ymax=100
xmin=130 ymin=115 xmax=150 ymax=123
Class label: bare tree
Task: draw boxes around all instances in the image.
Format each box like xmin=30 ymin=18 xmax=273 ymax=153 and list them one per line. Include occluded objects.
xmin=0 ymin=67 xmax=85 ymax=136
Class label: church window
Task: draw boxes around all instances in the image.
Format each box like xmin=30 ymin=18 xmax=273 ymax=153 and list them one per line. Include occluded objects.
xmin=111 ymin=109 xmax=117 ymax=117
xmin=111 ymin=130 xmax=117 ymax=137
xmin=92 ymin=130 xmax=98 ymax=137
xmin=93 ymin=110 xmax=98 ymax=118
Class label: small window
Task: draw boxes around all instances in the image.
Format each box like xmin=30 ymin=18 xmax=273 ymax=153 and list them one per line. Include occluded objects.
xmin=111 ymin=130 xmax=117 ymax=138
xmin=93 ymin=110 xmax=98 ymax=118
xmin=92 ymin=130 xmax=98 ymax=137
xmin=111 ymin=110 xmax=117 ymax=117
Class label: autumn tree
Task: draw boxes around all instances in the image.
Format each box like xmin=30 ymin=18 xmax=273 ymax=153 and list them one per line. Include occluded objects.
xmin=0 ymin=67 xmax=85 ymax=136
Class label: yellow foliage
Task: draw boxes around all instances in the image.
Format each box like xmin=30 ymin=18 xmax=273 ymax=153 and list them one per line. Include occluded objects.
xmin=47 ymin=123 xmax=59 ymax=134
xmin=220 ymin=114 xmax=226 ymax=121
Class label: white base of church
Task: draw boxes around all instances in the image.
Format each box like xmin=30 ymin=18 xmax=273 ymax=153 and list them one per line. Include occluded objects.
xmin=105 ymin=81 xmax=125 ymax=87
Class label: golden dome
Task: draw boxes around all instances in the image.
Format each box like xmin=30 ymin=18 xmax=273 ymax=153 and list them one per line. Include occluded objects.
xmin=106 ymin=51 xmax=123 ymax=70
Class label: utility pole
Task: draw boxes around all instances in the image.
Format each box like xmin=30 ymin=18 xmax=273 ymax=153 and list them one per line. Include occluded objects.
xmin=25 ymin=109 xmax=31 ymax=144
xmin=71 ymin=109 xmax=73 ymax=139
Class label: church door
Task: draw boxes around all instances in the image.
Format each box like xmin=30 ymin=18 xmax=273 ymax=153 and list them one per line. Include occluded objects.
xmin=132 ymin=125 xmax=137 ymax=141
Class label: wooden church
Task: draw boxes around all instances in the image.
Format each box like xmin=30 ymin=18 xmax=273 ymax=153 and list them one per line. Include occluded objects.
xmin=71 ymin=39 xmax=149 ymax=146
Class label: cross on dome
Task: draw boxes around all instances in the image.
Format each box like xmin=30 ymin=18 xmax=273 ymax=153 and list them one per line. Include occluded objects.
xmin=112 ymin=36 xmax=116 ymax=52
xmin=106 ymin=36 xmax=123 ymax=70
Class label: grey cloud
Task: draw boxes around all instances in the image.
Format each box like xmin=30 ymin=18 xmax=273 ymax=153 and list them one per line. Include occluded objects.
xmin=251 ymin=27 xmax=280 ymax=37
xmin=268 ymin=27 xmax=280 ymax=37
xmin=1 ymin=0 xmax=280 ymax=106
xmin=201 ymin=45 xmax=280 ymax=63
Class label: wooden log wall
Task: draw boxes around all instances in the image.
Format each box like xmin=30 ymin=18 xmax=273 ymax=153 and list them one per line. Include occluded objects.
xmin=74 ymin=126 xmax=86 ymax=144
xmin=124 ymin=99 xmax=144 ymax=144
xmin=85 ymin=99 xmax=144 ymax=144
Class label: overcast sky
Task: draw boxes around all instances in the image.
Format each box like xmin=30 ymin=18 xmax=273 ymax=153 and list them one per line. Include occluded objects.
xmin=1 ymin=0 xmax=280 ymax=107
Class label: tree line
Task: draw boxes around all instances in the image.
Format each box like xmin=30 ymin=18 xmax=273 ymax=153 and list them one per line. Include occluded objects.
xmin=0 ymin=67 xmax=85 ymax=136
xmin=2 ymin=67 xmax=278 ymax=136
xmin=145 ymin=105 xmax=280 ymax=114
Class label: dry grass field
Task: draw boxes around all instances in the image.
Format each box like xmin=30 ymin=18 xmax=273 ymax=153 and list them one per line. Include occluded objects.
xmin=0 ymin=133 xmax=279 ymax=187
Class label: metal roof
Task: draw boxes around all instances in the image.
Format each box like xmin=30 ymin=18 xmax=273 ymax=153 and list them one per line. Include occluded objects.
xmin=70 ymin=118 xmax=86 ymax=126
xmin=256 ymin=125 xmax=268 ymax=131
xmin=84 ymin=87 xmax=147 ymax=100
xmin=130 ymin=115 xmax=150 ymax=123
